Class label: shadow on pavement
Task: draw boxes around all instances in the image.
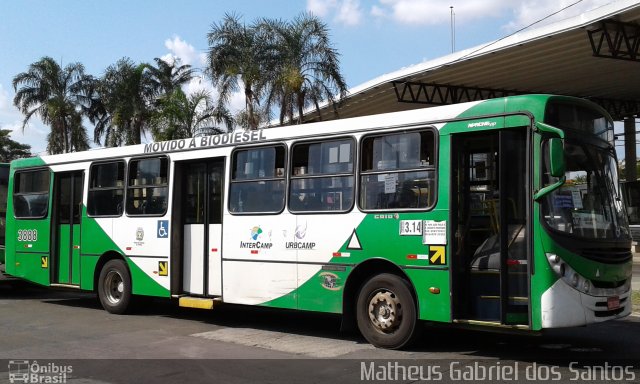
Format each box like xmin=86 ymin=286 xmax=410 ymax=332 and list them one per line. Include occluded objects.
xmin=0 ymin=279 xmax=80 ymax=300
xmin=0 ymin=270 xmax=635 ymax=366
xmin=36 ymin=290 xmax=640 ymax=363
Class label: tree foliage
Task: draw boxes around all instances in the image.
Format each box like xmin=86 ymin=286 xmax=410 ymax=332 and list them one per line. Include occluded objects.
xmin=12 ymin=56 xmax=91 ymax=154
xmin=207 ymin=13 xmax=347 ymax=129
xmin=11 ymin=14 xmax=346 ymax=152
xmin=150 ymin=89 xmax=234 ymax=141
xmin=260 ymin=13 xmax=348 ymax=125
xmin=0 ymin=129 xmax=31 ymax=162
xmin=91 ymin=57 xmax=198 ymax=146
xmin=90 ymin=58 xmax=155 ymax=146
xmin=207 ymin=13 xmax=267 ymax=130
xmin=145 ymin=57 xmax=196 ymax=96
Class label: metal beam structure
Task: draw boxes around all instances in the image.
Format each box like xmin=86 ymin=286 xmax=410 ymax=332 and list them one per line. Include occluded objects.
xmin=302 ymin=4 xmax=640 ymax=124
xmin=391 ymin=81 xmax=521 ymax=106
xmin=392 ymin=81 xmax=640 ymax=120
xmin=588 ymin=19 xmax=640 ymax=62
xmin=588 ymin=97 xmax=640 ymax=121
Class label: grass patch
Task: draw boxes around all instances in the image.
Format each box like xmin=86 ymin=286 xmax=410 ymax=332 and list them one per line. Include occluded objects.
xmin=632 ymin=290 xmax=640 ymax=314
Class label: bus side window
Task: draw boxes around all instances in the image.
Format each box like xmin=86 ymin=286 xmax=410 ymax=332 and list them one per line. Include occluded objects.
xmin=126 ymin=157 xmax=169 ymax=216
xmin=88 ymin=161 xmax=125 ymax=217
xmin=13 ymin=170 xmax=51 ymax=218
xmin=359 ymin=129 xmax=436 ymax=211
xmin=289 ymin=138 xmax=355 ymax=213
xmin=229 ymin=145 xmax=286 ymax=214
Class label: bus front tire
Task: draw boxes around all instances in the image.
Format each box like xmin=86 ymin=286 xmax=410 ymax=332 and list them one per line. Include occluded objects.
xmin=98 ymin=259 xmax=132 ymax=314
xmin=356 ymin=273 xmax=420 ymax=349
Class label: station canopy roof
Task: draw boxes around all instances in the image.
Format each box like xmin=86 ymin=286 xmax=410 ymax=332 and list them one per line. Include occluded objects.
xmin=302 ymin=0 xmax=640 ymax=124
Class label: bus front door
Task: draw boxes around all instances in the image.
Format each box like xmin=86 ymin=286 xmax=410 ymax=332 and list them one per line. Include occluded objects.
xmin=52 ymin=171 xmax=83 ymax=286
xmin=179 ymin=159 xmax=224 ymax=296
xmin=451 ymin=128 xmax=531 ymax=326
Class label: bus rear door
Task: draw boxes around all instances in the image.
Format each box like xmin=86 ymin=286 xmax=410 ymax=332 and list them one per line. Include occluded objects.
xmin=173 ymin=159 xmax=225 ymax=297
xmin=52 ymin=171 xmax=83 ymax=286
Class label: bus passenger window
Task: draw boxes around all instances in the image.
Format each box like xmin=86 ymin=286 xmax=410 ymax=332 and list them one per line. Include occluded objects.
xmin=289 ymin=138 xmax=355 ymax=213
xmin=126 ymin=157 xmax=168 ymax=216
xmin=88 ymin=161 xmax=125 ymax=216
xmin=229 ymin=146 xmax=285 ymax=214
xmin=13 ymin=170 xmax=51 ymax=218
xmin=359 ymin=130 xmax=436 ymax=211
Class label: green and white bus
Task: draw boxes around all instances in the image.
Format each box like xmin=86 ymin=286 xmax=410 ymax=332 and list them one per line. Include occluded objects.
xmin=4 ymin=95 xmax=632 ymax=349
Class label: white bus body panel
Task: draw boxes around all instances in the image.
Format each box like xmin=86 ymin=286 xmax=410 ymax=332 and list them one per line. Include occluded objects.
xmin=183 ymin=224 xmax=205 ymax=294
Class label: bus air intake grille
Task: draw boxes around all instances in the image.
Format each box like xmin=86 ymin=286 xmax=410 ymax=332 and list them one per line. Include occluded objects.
xmin=580 ymin=248 xmax=632 ymax=264
xmin=593 ymin=307 xmax=625 ymax=318
xmin=591 ymin=279 xmax=627 ymax=289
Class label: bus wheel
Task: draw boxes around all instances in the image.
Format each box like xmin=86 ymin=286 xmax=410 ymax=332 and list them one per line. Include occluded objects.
xmin=98 ymin=259 xmax=132 ymax=314
xmin=356 ymin=273 xmax=419 ymax=349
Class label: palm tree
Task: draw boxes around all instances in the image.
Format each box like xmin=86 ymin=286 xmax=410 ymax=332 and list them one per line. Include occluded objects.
xmin=92 ymin=57 xmax=155 ymax=146
xmin=145 ymin=57 xmax=195 ymax=96
xmin=47 ymin=107 xmax=89 ymax=154
xmin=207 ymin=13 xmax=268 ymax=130
xmin=234 ymin=106 xmax=271 ymax=131
xmin=12 ymin=57 xmax=92 ymax=154
xmin=150 ymin=89 xmax=234 ymax=141
xmin=260 ymin=13 xmax=348 ymax=125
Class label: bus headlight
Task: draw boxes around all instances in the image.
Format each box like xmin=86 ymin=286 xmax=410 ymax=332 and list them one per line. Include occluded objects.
xmin=571 ymin=273 xmax=579 ymax=287
xmin=546 ymin=253 xmax=593 ymax=295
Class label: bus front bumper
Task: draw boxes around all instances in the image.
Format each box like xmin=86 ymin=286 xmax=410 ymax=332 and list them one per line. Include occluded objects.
xmin=540 ymin=279 xmax=631 ymax=328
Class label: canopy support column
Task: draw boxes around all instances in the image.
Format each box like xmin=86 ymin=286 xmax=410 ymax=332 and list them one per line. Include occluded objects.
xmin=625 ymin=116 xmax=637 ymax=182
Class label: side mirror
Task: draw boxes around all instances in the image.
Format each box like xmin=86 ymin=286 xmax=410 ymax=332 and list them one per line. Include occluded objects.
xmin=533 ymin=121 xmax=567 ymax=201
xmin=549 ymin=138 xmax=565 ymax=178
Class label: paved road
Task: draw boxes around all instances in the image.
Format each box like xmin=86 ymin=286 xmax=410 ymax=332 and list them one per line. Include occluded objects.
xmin=0 ymin=281 xmax=639 ymax=383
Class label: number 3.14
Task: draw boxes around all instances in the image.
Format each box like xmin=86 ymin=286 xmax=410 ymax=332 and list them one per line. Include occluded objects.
xmin=399 ymin=220 xmax=422 ymax=236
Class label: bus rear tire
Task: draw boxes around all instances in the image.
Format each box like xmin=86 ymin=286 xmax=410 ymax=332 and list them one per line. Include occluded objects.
xmin=356 ymin=273 xmax=420 ymax=349
xmin=98 ymin=259 xmax=132 ymax=314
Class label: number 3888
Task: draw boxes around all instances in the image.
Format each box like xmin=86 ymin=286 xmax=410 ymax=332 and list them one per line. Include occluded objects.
xmin=17 ymin=229 xmax=38 ymax=242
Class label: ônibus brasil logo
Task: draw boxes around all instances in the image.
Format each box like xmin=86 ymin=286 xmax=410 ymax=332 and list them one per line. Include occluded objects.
xmin=8 ymin=360 xmax=72 ymax=383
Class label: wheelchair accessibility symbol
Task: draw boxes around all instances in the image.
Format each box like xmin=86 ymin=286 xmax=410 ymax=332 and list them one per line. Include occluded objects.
xmin=157 ymin=220 xmax=169 ymax=238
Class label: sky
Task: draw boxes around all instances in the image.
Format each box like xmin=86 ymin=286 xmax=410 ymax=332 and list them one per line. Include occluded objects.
xmin=0 ymin=0 xmax=621 ymax=156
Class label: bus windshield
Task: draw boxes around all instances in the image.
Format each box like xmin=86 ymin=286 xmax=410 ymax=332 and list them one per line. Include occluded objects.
xmin=542 ymin=140 xmax=628 ymax=239
xmin=541 ymin=102 xmax=629 ymax=240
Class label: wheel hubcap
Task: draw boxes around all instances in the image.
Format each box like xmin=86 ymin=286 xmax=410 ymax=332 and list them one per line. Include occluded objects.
xmin=104 ymin=270 xmax=124 ymax=305
xmin=368 ymin=290 xmax=402 ymax=333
